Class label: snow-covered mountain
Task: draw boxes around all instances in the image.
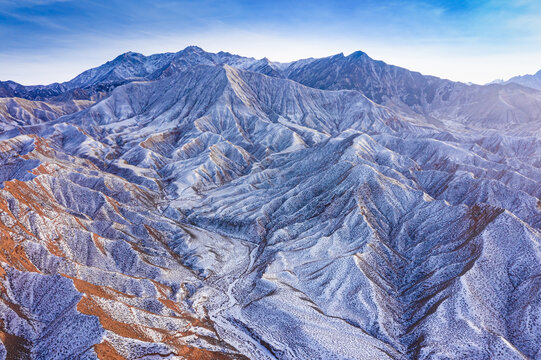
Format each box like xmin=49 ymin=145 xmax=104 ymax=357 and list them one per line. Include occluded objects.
xmin=504 ymin=69 xmax=541 ymax=91
xmin=0 ymin=46 xmax=540 ymax=360
xmin=0 ymin=46 xmax=284 ymax=102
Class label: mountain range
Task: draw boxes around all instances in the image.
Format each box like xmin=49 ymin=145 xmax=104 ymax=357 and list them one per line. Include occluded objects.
xmin=0 ymin=46 xmax=540 ymax=360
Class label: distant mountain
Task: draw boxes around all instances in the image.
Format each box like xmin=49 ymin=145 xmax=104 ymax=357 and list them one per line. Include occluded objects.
xmin=0 ymin=46 xmax=285 ymax=101
xmin=0 ymin=47 xmax=540 ymax=360
xmin=284 ymin=51 xmax=541 ymax=130
xmin=504 ymin=69 xmax=541 ymax=90
xmin=4 ymin=46 xmax=541 ymax=132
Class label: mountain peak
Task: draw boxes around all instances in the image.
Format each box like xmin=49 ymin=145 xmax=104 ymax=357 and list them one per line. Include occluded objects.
xmin=111 ymin=51 xmax=146 ymax=63
xmin=179 ymin=45 xmax=205 ymax=54
xmin=330 ymin=52 xmax=345 ymax=59
xmin=348 ymin=50 xmax=367 ymax=58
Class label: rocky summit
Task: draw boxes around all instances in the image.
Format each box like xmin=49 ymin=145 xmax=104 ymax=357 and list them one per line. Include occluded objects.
xmin=0 ymin=46 xmax=540 ymax=360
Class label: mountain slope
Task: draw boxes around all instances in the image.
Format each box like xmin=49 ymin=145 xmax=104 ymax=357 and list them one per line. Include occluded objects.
xmin=0 ymin=97 xmax=93 ymax=131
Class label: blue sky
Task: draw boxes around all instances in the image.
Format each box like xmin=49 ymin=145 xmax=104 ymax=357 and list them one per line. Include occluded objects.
xmin=1 ymin=0 xmax=540 ymax=84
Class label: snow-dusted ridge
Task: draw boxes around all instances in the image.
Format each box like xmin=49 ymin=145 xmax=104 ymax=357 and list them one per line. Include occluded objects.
xmin=503 ymin=69 xmax=541 ymax=91
xmin=0 ymin=46 xmax=540 ymax=360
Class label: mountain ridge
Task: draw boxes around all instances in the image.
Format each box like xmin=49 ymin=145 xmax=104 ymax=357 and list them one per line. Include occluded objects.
xmin=504 ymin=69 xmax=541 ymax=91
xmin=4 ymin=46 xmax=541 ymax=133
